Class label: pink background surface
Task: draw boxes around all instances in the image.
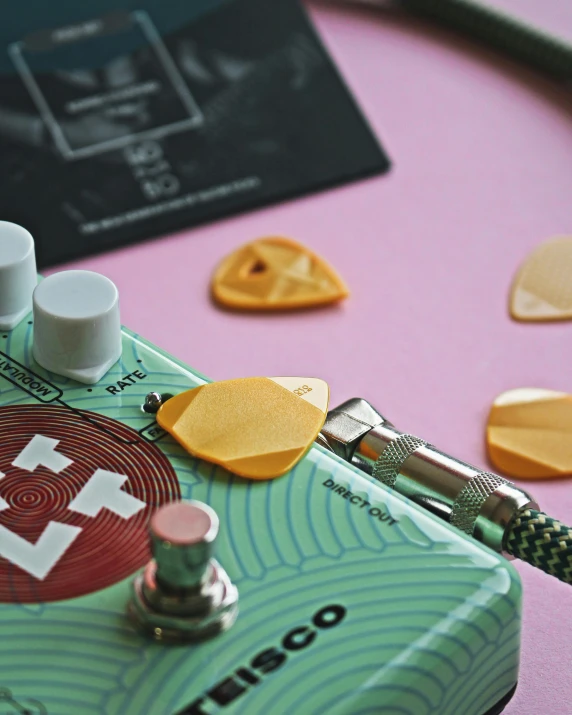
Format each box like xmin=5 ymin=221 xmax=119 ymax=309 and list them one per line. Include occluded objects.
xmin=46 ymin=2 xmax=572 ymax=712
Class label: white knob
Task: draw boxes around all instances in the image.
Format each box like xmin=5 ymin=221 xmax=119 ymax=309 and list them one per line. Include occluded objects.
xmin=33 ymin=270 xmax=122 ymax=384
xmin=0 ymin=222 xmax=37 ymax=330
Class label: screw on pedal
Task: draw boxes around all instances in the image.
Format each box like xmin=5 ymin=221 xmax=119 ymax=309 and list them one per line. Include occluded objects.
xmin=143 ymin=392 xmax=172 ymax=414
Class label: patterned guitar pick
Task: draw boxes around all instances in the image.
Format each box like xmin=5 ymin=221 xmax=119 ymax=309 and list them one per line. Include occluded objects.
xmin=510 ymin=236 xmax=572 ymax=321
xmin=487 ymin=388 xmax=572 ymax=479
xmin=212 ymin=236 xmax=349 ymax=310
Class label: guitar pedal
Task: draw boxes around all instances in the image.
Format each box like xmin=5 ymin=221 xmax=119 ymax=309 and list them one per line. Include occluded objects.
xmin=0 ymin=227 xmax=520 ymax=715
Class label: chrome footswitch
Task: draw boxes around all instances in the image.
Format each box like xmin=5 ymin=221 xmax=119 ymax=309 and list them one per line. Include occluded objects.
xmin=128 ymin=500 xmax=238 ymax=642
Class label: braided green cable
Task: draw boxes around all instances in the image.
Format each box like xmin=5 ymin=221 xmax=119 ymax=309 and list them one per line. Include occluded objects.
xmin=335 ymin=0 xmax=572 ymax=81
xmin=403 ymin=0 xmax=572 ymax=80
xmin=506 ymin=509 xmax=572 ymax=585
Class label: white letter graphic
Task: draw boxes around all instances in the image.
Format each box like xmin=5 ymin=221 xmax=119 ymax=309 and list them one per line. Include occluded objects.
xmin=0 ymin=479 xmax=81 ymax=580
xmin=68 ymin=469 xmax=145 ymax=519
xmin=0 ymin=521 xmax=81 ymax=580
xmin=12 ymin=435 xmax=73 ymax=473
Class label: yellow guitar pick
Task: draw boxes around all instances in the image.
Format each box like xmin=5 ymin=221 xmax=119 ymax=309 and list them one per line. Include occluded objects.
xmin=157 ymin=377 xmax=329 ymax=480
xmin=487 ymin=388 xmax=572 ymax=479
xmin=510 ymin=236 xmax=572 ymax=321
xmin=211 ymin=236 xmax=349 ymax=310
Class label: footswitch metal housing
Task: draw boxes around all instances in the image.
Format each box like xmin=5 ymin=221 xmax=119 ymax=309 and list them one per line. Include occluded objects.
xmin=129 ymin=501 xmax=239 ymax=641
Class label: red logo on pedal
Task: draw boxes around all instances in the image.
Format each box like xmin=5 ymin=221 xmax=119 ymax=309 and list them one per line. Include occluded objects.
xmin=0 ymin=405 xmax=180 ymax=603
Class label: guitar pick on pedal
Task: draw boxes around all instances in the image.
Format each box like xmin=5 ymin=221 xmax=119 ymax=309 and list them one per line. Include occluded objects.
xmin=156 ymin=377 xmax=330 ymax=479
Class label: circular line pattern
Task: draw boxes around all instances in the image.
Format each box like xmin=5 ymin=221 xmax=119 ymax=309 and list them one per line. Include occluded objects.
xmin=0 ymin=404 xmax=180 ymax=603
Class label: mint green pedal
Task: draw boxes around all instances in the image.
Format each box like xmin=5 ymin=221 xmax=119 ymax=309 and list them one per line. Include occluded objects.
xmin=0 ymin=235 xmax=520 ymax=715
xmin=0 ymin=320 xmax=521 ymax=715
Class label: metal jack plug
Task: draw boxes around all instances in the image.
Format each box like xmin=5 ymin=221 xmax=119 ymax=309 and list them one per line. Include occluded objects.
xmin=318 ymin=399 xmax=538 ymax=556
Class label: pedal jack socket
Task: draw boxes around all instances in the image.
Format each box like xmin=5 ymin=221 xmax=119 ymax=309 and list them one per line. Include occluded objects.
xmin=128 ymin=500 xmax=238 ymax=642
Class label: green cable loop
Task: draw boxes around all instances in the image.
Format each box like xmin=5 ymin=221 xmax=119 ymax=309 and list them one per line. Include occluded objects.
xmin=506 ymin=509 xmax=572 ymax=585
xmin=403 ymin=0 xmax=572 ymax=80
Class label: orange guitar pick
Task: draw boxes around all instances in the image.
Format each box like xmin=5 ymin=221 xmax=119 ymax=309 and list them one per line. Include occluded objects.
xmin=157 ymin=377 xmax=329 ymax=480
xmin=510 ymin=236 xmax=572 ymax=321
xmin=487 ymin=388 xmax=572 ymax=480
xmin=211 ymin=236 xmax=349 ymax=310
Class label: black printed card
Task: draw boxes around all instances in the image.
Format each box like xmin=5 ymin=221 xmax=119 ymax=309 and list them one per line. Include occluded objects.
xmin=0 ymin=0 xmax=390 ymax=267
